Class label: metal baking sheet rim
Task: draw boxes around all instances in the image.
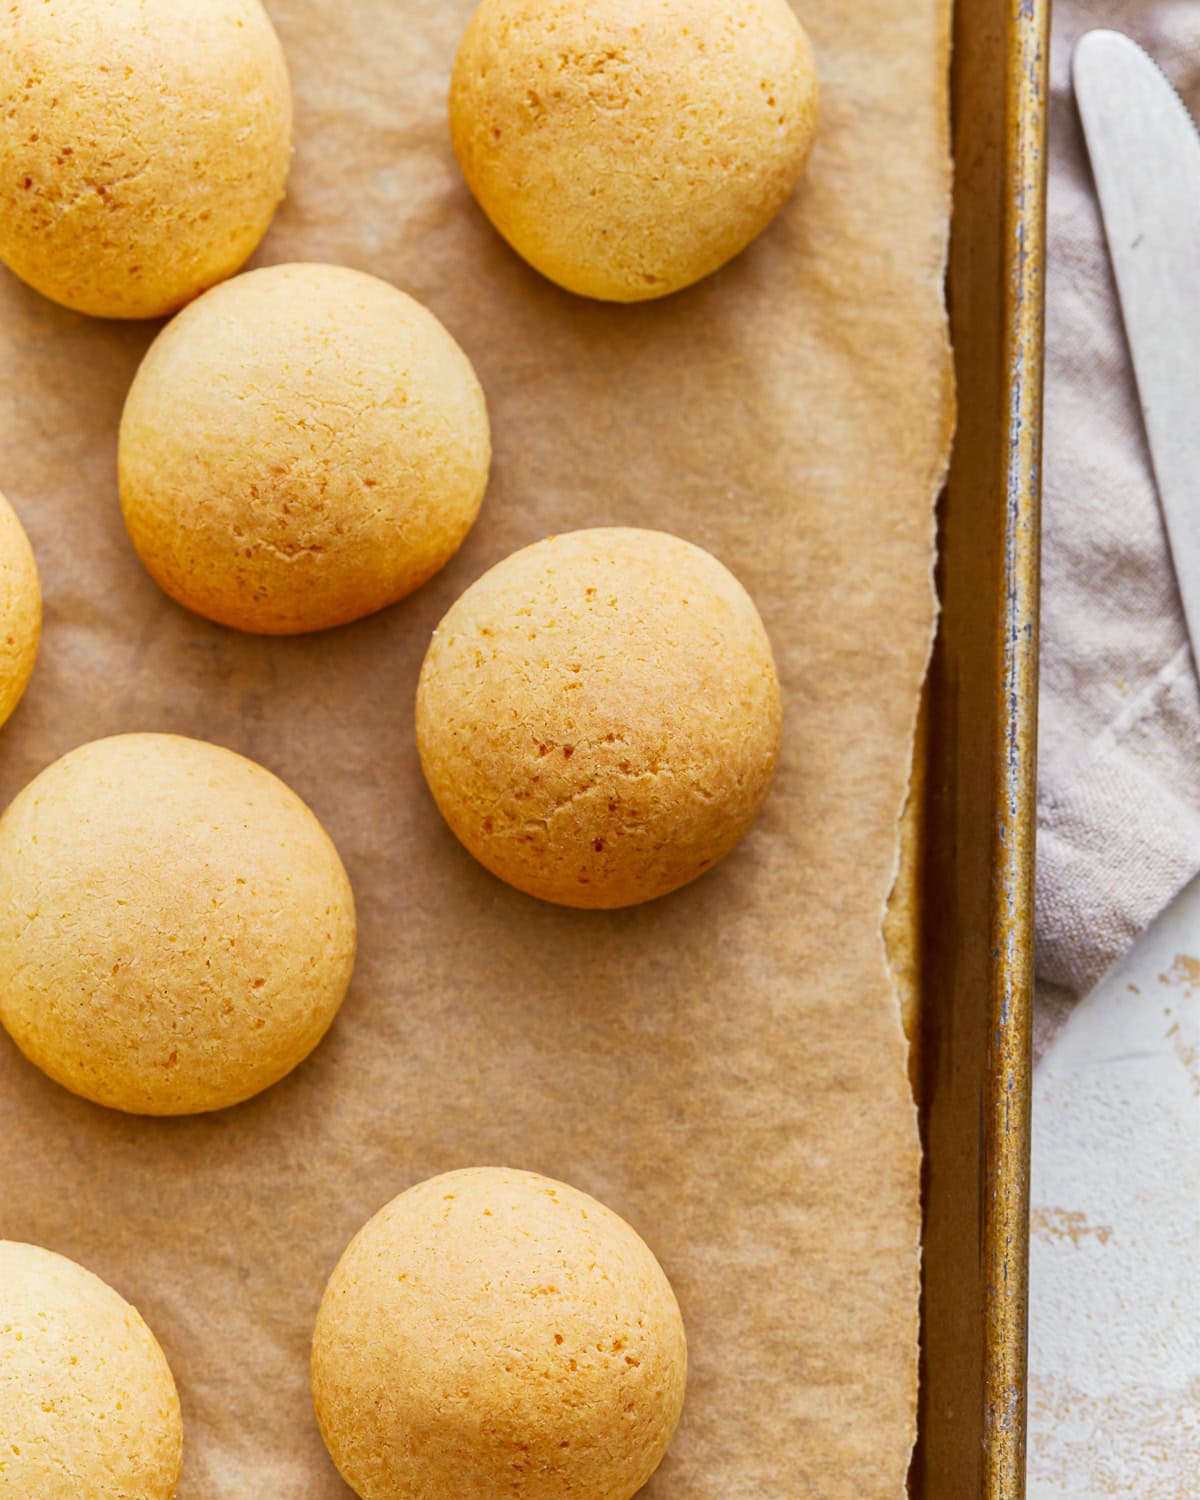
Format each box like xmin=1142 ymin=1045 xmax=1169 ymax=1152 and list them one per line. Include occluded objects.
xmin=905 ymin=0 xmax=1047 ymax=1496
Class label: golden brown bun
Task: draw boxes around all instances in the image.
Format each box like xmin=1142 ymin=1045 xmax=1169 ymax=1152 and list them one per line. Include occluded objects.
xmin=0 ymin=0 xmax=292 ymax=320
xmin=416 ymin=528 xmax=781 ymax=908
xmin=0 ymin=733 xmax=356 ymax=1114
xmin=119 ymin=263 xmax=491 ymax=635
xmin=0 ymin=1241 xmax=182 ymax=1498
xmin=0 ymin=491 xmax=40 ymax=731
xmin=450 ymin=0 xmax=819 ymax=301
xmin=312 ymin=1167 xmax=687 ymax=1500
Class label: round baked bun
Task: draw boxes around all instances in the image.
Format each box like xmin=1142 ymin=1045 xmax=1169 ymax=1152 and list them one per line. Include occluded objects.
xmin=0 ymin=0 xmax=292 ymax=319
xmin=119 ymin=263 xmax=491 ymax=635
xmin=312 ymin=1167 xmax=687 ymax=1500
xmin=0 ymin=1241 xmax=182 ymax=1498
xmin=416 ymin=528 xmax=781 ymax=908
xmin=0 ymin=733 xmax=356 ymax=1114
xmin=450 ymin=0 xmax=820 ymax=301
xmin=0 ymin=491 xmax=40 ymax=732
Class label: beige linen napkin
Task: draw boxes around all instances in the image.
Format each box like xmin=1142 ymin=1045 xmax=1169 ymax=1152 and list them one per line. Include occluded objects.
xmin=1036 ymin=0 xmax=1200 ymax=1055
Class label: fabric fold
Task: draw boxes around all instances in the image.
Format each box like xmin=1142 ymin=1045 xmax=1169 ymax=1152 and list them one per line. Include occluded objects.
xmin=1038 ymin=646 xmax=1200 ymax=995
xmin=1036 ymin=1 xmax=1200 ymax=1046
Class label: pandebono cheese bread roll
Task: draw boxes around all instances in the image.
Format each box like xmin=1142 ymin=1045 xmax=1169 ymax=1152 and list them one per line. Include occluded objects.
xmin=416 ymin=528 xmax=782 ymax=908
xmin=0 ymin=490 xmax=40 ymax=732
xmin=311 ymin=1168 xmax=687 ymax=1500
xmin=0 ymin=0 xmax=292 ymax=319
xmin=0 ymin=1241 xmax=182 ymax=1499
xmin=450 ymin=0 xmax=820 ymax=301
xmin=119 ymin=263 xmax=491 ymax=635
xmin=0 ymin=733 xmax=356 ymax=1114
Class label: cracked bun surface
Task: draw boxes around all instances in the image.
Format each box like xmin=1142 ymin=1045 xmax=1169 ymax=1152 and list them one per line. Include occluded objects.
xmin=415 ymin=527 xmax=781 ymax=909
xmin=311 ymin=1167 xmax=687 ymax=1500
xmin=0 ymin=733 xmax=356 ymax=1115
xmin=0 ymin=0 xmax=292 ymax=319
xmin=450 ymin=0 xmax=820 ymax=301
xmin=0 ymin=491 xmax=40 ymax=733
xmin=118 ymin=263 xmax=491 ymax=635
xmin=0 ymin=1241 xmax=182 ymax=1499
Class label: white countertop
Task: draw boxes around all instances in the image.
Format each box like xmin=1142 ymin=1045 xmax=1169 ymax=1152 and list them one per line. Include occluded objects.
xmin=1028 ymin=875 xmax=1200 ymax=1495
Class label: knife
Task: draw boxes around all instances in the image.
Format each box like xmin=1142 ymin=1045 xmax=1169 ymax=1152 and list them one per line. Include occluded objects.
xmin=1074 ymin=30 xmax=1200 ymax=665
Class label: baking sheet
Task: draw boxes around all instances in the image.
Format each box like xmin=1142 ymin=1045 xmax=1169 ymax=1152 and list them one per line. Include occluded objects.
xmin=914 ymin=0 xmax=1045 ymax=1490
xmin=0 ymin=1 xmax=953 ymax=1493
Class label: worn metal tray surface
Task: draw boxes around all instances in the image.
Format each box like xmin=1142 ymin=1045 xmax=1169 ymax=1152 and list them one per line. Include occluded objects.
xmin=907 ymin=0 xmax=1048 ymax=1496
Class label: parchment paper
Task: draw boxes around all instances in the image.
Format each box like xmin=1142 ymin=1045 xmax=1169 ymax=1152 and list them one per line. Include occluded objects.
xmin=0 ymin=1 xmax=953 ymax=1494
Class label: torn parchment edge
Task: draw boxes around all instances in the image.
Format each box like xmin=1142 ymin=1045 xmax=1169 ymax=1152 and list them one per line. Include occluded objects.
xmin=879 ymin=0 xmax=958 ymax=1473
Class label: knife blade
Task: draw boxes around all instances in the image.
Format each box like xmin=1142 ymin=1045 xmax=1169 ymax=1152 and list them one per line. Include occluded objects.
xmin=1074 ymin=30 xmax=1200 ymax=665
